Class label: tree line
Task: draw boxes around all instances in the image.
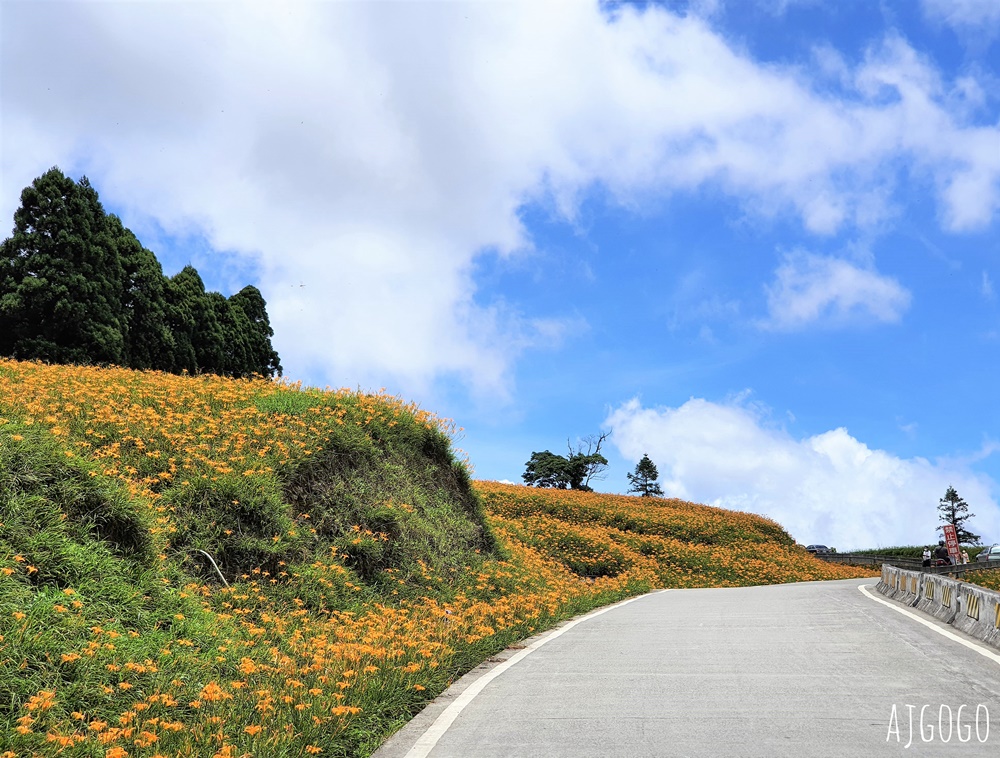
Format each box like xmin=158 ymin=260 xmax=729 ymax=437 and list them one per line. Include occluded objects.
xmin=522 ymin=432 xmax=664 ymax=497
xmin=0 ymin=168 xmax=281 ymax=378
xmin=523 ymin=436 xmax=988 ymax=547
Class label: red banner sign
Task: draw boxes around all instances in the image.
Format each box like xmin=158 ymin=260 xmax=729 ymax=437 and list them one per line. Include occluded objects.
xmin=943 ymin=524 xmax=962 ymax=564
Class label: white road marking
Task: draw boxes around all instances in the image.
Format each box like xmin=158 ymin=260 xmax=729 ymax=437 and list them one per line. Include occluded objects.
xmin=403 ymin=590 xmax=669 ymax=758
xmin=858 ymin=583 xmax=1000 ymax=665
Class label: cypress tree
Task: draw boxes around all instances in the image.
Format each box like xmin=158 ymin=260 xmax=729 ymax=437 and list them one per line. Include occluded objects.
xmin=217 ymin=294 xmax=254 ymax=377
xmin=229 ymin=285 xmax=282 ymax=377
xmin=107 ymin=214 xmax=176 ymax=371
xmin=195 ymin=288 xmax=227 ymax=375
xmin=168 ymin=266 xmax=233 ymax=375
xmin=0 ymin=168 xmax=126 ymax=365
xmin=1 ymin=168 xmax=282 ymax=378
xmin=164 ymin=267 xmax=201 ymax=374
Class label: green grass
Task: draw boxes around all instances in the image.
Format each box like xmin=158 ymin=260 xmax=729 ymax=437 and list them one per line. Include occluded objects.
xmin=0 ymin=425 xmax=167 ymax=716
xmin=0 ymin=365 xmax=508 ymax=756
xmin=0 ymin=360 xmax=880 ymax=757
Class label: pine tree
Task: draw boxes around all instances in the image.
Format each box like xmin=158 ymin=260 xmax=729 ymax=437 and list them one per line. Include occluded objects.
xmin=937 ymin=486 xmax=980 ymax=545
xmin=627 ymin=454 xmax=664 ymax=497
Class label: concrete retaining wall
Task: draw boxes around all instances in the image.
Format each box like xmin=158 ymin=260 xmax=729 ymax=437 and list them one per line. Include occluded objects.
xmin=877 ymin=565 xmax=1000 ymax=649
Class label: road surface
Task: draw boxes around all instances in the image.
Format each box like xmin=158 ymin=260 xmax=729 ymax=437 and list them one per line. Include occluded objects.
xmin=374 ymin=578 xmax=1000 ymax=757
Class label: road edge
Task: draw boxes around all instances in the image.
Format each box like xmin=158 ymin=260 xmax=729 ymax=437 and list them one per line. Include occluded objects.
xmin=858 ymin=582 xmax=1000 ymax=666
xmin=370 ymin=589 xmax=669 ymax=758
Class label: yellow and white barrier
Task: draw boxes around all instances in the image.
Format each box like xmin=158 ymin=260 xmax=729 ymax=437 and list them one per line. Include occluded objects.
xmin=878 ymin=565 xmax=1000 ymax=649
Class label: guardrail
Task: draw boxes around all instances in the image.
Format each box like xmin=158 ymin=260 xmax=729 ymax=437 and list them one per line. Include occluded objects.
xmin=924 ymin=560 xmax=1000 ymax=577
xmin=816 ymin=552 xmax=1000 ymax=576
xmin=877 ymin=565 xmax=1000 ymax=650
xmin=816 ymin=553 xmax=923 ymax=570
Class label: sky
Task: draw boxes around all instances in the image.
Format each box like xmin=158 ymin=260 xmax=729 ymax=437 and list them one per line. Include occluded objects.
xmin=2 ymin=0 xmax=999 ymax=551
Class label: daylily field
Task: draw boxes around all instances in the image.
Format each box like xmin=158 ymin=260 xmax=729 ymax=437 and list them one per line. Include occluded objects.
xmin=0 ymin=359 xmax=875 ymax=757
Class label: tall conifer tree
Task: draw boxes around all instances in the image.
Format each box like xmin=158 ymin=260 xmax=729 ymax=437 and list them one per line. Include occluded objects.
xmin=107 ymin=214 xmax=176 ymax=371
xmin=229 ymin=285 xmax=282 ymax=377
xmin=1 ymin=168 xmax=282 ymax=378
xmin=937 ymin=486 xmax=980 ymax=545
xmin=627 ymin=454 xmax=664 ymax=497
xmin=164 ymin=267 xmax=204 ymax=374
xmin=0 ymin=168 xmax=126 ymax=364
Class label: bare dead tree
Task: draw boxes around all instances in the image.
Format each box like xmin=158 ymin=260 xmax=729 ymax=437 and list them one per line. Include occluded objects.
xmin=566 ymin=430 xmax=612 ymax=491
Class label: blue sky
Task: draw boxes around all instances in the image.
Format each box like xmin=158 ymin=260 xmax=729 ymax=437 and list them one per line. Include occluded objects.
xmin=3 ymin=0 xmax=999 ymax=549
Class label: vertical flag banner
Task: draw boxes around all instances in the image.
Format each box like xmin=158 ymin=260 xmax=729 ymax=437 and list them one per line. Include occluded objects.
xmin=943 ymin=524 xmax=961 ymax=565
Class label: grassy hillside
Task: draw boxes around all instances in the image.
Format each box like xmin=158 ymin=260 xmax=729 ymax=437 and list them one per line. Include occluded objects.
xmin=480 ymin=482 xmax=868 ymax=587
xmin=0 ymin=359 xmax=874 ymax=757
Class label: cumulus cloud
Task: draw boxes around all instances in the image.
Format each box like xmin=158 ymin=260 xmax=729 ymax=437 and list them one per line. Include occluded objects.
xmin=761 ymin=252 xmax=911 ymax=330
xmin=606 ymin=396 xmax=1000 ymax=550
xmin=2 ymin=2 xmax=998 ymax=395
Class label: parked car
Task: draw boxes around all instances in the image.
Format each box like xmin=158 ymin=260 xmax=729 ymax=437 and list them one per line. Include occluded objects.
xmin=805 ymin=544 xmax=831 ymax=554
xmin=976 ymin=544 xmax=1000 ymax=563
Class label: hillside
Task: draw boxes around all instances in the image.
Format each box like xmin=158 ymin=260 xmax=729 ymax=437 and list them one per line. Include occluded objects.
xmin=0 ymin=359 xmax=874 ymax=757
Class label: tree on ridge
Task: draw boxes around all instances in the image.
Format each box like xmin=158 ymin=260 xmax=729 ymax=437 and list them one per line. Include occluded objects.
xmin=937 ymin=486 xmax=980 ymax=545
xmin=0 ymin=168 xmax=126 ymax=365
xmin=627 ymin=454 xmax=664 ymax=497
xmin=522 ymin=432 xmax=611 ymax=492
xmin=0 ymin=167 xmax=283 ymax=379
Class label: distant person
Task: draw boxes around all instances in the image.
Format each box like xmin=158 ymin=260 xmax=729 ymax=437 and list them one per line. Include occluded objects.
xmin=922 ymin=547 xmax=932 ymax=568
xmin=962 ymin=549 xmax=970 ymax=565
xmin=934 ymin=540 xmax=951 ymax=565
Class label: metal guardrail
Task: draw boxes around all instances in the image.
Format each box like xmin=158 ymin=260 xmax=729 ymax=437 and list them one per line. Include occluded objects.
xmin=816 ymin=553 xmax=921 ymax=569
xmin=924 ymin=560 xmax=1000 ymax=577
xmin=816 ymin=552 xmax=1000 ymax=576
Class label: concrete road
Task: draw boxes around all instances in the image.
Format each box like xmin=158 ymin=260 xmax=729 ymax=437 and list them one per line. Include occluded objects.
xmin=374 ymin=578 xmax=1000 ymax=757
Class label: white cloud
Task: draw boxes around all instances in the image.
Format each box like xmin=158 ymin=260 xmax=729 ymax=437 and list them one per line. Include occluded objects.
xmin=2 ymin=3 xmax=998 ymax=395
xmin=983 ymin=271 xmax=995 ymax=300
xmin=922 ymin=0 xmax=1000 ymax=33
xmin=761 ymin=252 xmax=911 ymax=330
xmin=811 ymin=44 xmax=852 ymax=88
xmin=686 ymin=0 xmax=724 ymax=20
xmin=606 ymin=396 xmax=1000 ymax=550
xmin=757 ymin=0 xmax=823 ymax=16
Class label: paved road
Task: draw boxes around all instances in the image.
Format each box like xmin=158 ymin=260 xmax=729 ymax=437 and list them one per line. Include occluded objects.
xmin=374 ymin=578 xmax=1000 ymax=757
